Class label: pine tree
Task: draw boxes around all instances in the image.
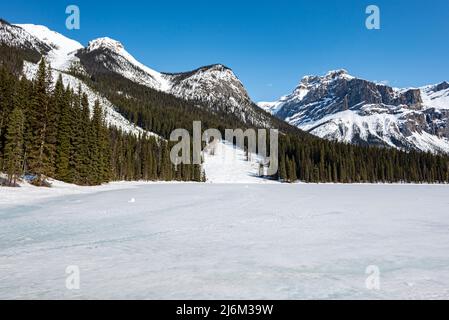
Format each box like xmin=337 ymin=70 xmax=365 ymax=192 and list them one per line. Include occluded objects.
xmin=286 ymin=157 xmax=297 ymax=182
xmin=0 ymin=67 xmax=14 ymax=170
xmin=91 ymin=100 xmax=110 ymax=184
xmin=55 ymin=82 xmax=72 ymax=182
xmin=78 ymin=93 xmax=91 ymax=185
xmin=27 ymin=59 xmax=52 ymax=185
xmin=69 ymin=87 xmax=83 ymax=183
xmin=44 ymin=69 xmax=58 ymax=176
xmin=99 ymin=117 xmax=111 ymax=183
xmin=279 ymin=154 xmax=287 ymax=181
xmin=4 ymin=106 xmax=24 ymax=186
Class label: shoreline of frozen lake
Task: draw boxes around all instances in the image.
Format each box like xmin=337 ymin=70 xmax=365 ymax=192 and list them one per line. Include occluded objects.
xmin=1 ymin=183 xmax=449 ymax=299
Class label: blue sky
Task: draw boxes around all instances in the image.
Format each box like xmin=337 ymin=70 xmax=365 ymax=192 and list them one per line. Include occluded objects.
xmin=1 ymin=0 xmax=448 ymax=101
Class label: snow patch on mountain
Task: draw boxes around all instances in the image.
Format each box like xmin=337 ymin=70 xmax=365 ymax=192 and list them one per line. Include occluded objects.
xmin=0 ymin=20 xmax=50 ymax=53
xmin=300 ymin=107 xmax=449 ymax=153
xmin=407 ymin=131 xmax=449 ymax=154
xmin=420 ymin=82 xmax=449 ymax=110
xmin=16 ymin=24 xmax=83 ymax=72
xmin=23 ymin=61 xmax=156 ymax=137
xmin=257 ymin=101 xmax=283 ymax=114
xmin=300 ymin=108 xmax=403 ymax=146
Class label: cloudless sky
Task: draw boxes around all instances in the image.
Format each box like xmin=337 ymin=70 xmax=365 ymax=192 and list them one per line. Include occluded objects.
xmin=1 ymin=0 xmax=448 ymax=101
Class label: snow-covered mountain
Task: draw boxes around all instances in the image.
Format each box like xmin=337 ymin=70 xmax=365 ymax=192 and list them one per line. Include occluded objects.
xmin=2 ymin=20 xmax=266 ymax=125
xmin=79 ymin=37 xmax=171 ymax=91
xmin=17 ymin=23 xmax=84 ymax=72
xmin=259 ymin=70 xmax=449 ymax=153
xmin=77 ymin=39 xmax=267 ymax=125
xmin=0 ymin=19 xmax=51 ymax=55
xmin=164 ymin=64 xmax=262 ymax=122
xmin=0 ymin=20 xmax=154 ymax=136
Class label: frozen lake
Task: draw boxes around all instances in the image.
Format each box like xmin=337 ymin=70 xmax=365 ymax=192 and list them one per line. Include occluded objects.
xmin=1 ymin=183 xmax=449 ymax=299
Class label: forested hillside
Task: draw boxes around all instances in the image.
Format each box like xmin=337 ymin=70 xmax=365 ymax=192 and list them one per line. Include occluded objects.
xmin=0 ymin=57 xmax=202 ymax=186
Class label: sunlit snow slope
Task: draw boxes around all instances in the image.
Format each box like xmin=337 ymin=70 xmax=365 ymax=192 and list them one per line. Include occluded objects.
xmin=202 ymin=141 xmax=277 ymax=184
xmin=17 ymin=24 xmax=83 ymax=71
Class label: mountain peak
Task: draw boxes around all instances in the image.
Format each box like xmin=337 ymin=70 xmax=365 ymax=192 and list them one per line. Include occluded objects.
xmin=87 ymin=37 xmax=124 ymax=52
xmin=435 ymin=81 xmax=449 ymax=91
xmin=178 ymin=63 xmax=232 ymax=75
xmin=325 ymin=69 xmax=350 ymax=77
xmin=204 ymin=64 xmax=231 ymax=71
xmin=300 ymin=69 xmax=354 ymax=86
xmin=323 ymin=69 xmax=355 ymax=81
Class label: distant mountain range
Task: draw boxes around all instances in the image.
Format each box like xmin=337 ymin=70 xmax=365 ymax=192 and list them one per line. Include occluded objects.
xmin=258 ymin=70 xmax=449 ymax=153
xmin=1 ymin=19 xmax=448 ymax=155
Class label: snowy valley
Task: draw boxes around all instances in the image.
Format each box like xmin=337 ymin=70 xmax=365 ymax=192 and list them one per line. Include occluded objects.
xmin=1 ymin=16 xmax=449 ymax=302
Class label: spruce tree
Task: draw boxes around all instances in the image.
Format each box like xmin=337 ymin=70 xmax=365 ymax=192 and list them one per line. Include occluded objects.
xmin=78 ymin=93 xmax=91 ymax=185
xmin=27 ymin=59 xmax=52 ymax=185
xmin=55 ymin=80 xmax=72 ymax=182
xmin=0 ymin=67 xmax=14 ymax=170
xmin=4 ymin=106 xmax=24 ymax=186
xmin=69 ymin=87 xmax=83 ymax=183
xmin=91 ymin=100 xmax=110 ymax=184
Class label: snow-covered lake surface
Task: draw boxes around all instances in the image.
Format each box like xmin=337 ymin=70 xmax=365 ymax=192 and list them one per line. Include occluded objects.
xmin=1 ymin=183 xmax=449 ymax=299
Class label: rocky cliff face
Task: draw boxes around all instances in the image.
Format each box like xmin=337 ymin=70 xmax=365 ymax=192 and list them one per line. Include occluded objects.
xmin=163 ymin=64 xmax=269 ymax=125
xmin=260 ymin=70 xmax=449 ymax=153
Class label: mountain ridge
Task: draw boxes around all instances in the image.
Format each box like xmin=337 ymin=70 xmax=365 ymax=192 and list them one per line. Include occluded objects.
xmin=259 ymin=70 xmax=449 ymax=153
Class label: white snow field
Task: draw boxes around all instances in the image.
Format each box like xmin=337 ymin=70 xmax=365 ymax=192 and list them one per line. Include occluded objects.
xmin=1 ymin=183 xmax=449 ymax=300
xmin=202 ymin=140 xmax=277 ymax=184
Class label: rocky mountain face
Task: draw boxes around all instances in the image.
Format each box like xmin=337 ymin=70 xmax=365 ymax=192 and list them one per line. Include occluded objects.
xmin=260 ymin=70 xmax=449 ymax=153
xmin=164 ymin=64 xmax=263 ymax=123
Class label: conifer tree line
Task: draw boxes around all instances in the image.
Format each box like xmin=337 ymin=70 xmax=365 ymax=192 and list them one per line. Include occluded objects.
xmin=0 ymin=59 xmax=203 ymax=186
xmin=276 ymin=134 xmax=449 ymax=183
